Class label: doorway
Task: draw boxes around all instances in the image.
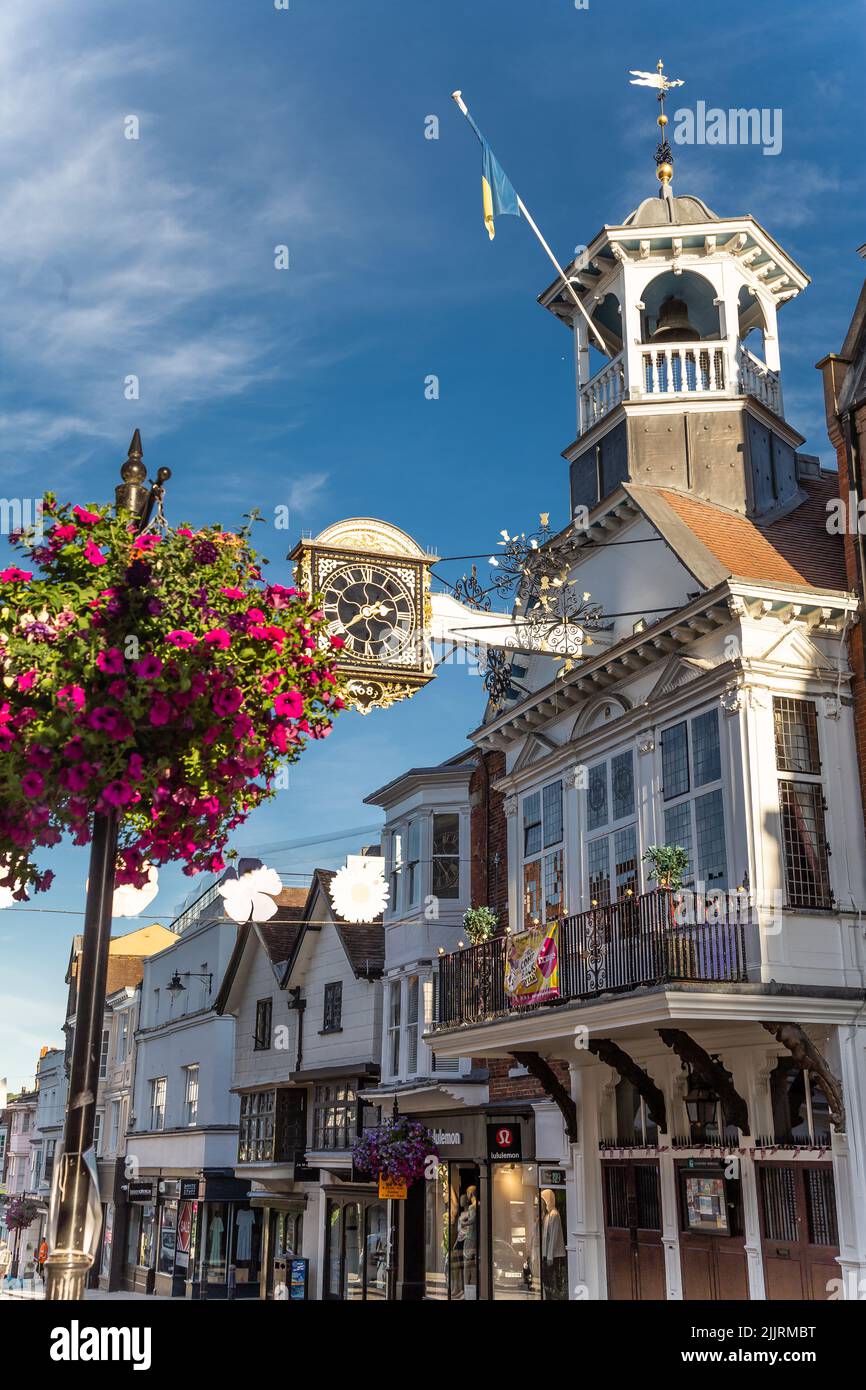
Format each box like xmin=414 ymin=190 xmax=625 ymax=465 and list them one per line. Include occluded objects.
xmin=757 ymin=1162 xmax=839 ymax=1300
xmin=602 ymin=1160 xmax=665 ymax=1300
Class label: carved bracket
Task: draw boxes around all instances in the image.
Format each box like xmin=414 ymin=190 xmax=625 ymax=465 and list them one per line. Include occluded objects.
xmin=586 ymin=1038 xmax=667 ymax=1134
xmin=761 ymin=1021 xmax=845 ymax=1133
xmin=657 ymin=1028 xmax=750 ymax=1136
xmin=510 ymin=1052 xmax=577 ymax=1143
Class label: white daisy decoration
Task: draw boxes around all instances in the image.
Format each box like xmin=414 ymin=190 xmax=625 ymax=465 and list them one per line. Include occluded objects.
xmin=0 ymin=859 xmax=26 ymax=909
xmin=218 ymin=865 xmax=283 ymax=924
xmin=329 ymin=856 xmax=388 ymax=924
xmin=112 ymin=863 xmax=160 ymax=918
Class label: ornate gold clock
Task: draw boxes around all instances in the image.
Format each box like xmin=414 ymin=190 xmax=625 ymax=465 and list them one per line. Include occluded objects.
xmin=290 ymin=518 xmax=436 ymax=712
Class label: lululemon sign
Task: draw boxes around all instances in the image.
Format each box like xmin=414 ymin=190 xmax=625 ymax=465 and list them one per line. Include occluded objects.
xmin=487 ymin=1123 xmax=523 ymax=1161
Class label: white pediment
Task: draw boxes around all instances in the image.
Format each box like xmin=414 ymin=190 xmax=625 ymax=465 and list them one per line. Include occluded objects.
xmin=646 ymin=654 xmax=713 ymax=703
xmin=512 ymin=731 xmax=559 ymax=773
xmin=752 ymin=626 xmax=836 ymax=673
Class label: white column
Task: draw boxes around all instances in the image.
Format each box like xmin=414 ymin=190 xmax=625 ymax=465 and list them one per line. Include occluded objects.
xmin=832 ymin=1024 xmax=866 ymax=1298
xmin=568 ymin=1061 xmax=607 ymax=1299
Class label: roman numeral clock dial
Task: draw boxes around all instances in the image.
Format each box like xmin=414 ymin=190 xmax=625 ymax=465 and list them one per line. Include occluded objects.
xmin=289 ymin=518 xmax=436 ymax=713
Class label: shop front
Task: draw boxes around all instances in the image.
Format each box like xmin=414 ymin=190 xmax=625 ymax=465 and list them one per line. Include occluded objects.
xmin=413 ymin=1110 xmax=568 ymax=1301
xmin=121 ymin=1171 xmax=260 ymax=1298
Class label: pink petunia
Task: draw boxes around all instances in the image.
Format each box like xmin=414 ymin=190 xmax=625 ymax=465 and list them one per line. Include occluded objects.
xmin=0 ymin=566 xmax=33 ymax=584
xmin=17 ymin=671 xmax=38 ymax=692
xmin=107 ymin=679 xmax=128 ymax=700
xmin=72 ymin=506 xmax=101 ymax=525
xmin=167 ymin=629 xmax=198 ymax=649
xmin=20 ymin=770 xmax=45 ymax=798
xmin=84 ymin=540 xmax=107 ymax=567
xmin=132 ymin=654 xmax=163 ymax=680
xmin=330 ymin=634 xmax=346 ymax=650
xmin=102 ymin=779 xmax=134 ymax=808
xmin=213 ymin=686 xmax=243 ymax=717
xmin=261 ymin=671 xmax=283 ymax=694
xmin=274 ymin=690 xmax=303 ymax=719
xmin=132 ymin=534 xmax=161 ymax=552
xmin=220 ymin=587 xmax=245 ymax=600
xmin=96 ymin=647 xmax=125 ymax=674
xmin=127 ymin=752 xmax=144 ymax=782
xmin=57 ymin=684 xmax=86 ymax=710
xmin=150 ymin=695 xmax=172 ymax=726
xmin=202 ymin=628 xmax=231 ymax=650
xmin=52 ymin=524 xmax=78 ymax=542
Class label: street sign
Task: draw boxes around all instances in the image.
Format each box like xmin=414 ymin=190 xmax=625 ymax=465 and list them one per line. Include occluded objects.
xmin=378 ymin=1175 xmax=408 ymax=1200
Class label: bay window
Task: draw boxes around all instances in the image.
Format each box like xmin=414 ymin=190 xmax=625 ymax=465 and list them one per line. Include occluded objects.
xmin=584 ymin=751 xmax=638 ymax=908
xmin=406 ymin=975 xmax=420 ymax=1075
xmin=522 ymin=779 xmax=564 ymax=927
xmin=407 ymin=820 xmax=421 ymax=908
xmin=388 ymin=983 xmax=402 ymax=1076
xmin=389 ymin=830 xmax=403 ymax=911
xmin=661 ymin=709 xmax=727 ymax=891
xmin=432 ymin=813 xmax=460 ymax=899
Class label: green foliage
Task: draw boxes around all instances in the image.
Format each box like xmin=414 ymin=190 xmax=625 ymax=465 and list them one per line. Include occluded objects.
xmin=642 ymin=844 xmax=690 ymax=891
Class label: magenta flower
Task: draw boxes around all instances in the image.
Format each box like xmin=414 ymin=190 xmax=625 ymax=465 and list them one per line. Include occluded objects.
xmin=167 ymin=629 xmax=198 ymax=649
xmin=57 ymin=685 xmax=86 ymax=710
xmin=274 ymin=690 xmax=303 ymax=719
xmin=202 ymin=628 xmax=231 ymax=650
xmin=220 ymin=586 xmax=245 ymax=601
xmin=132 ymin=654 xmax=163 ymax=680
xmin=150 ymin=695 xmax=172 ymax=727
xmin=84 ymin=540 xmax=107 ymax=567
xmin=127 ymin=752 xmax=144 ymax=782
xmin=102 ymin=780 xmax=134 ymax=808
xmin=52 ymin=524 xmax=78 ymax=542
xmin=0 ymin=566 xmax=33 ymax=583
xmin=132 ymin=534 xmax=161 ymax=552
xmin=72 ymin=506 xmax=101 ymax=525
xmin=96 ymin=647 xmax=125 ymax=674
xmin=20 ymin=770 xmax=45 ymax=799
xmin=17 ymin=671 xmax=37 ymax=692
xmin=107 ymin=679 xmax=128 ymax=700
xmin=87 ymin=706 xmax=120 ymax=732
xmin=213 ymin=686 xmax=243 ymax=717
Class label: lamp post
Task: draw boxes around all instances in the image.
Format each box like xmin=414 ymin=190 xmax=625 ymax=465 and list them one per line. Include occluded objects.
xmin=45 ymin=434 xmax=171 ymax=1301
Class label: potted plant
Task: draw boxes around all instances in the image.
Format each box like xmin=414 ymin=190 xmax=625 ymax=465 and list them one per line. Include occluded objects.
xmin=642 ymin=845 xmax=693 ymax=978
xmin=352 ymin=1115 xmax=437 ymax=1187
xmin=462 ymin=905 xmax=498 ymax=945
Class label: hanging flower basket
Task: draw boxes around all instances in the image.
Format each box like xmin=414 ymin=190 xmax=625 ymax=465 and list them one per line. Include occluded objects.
xmin=0 ymin=497 xmax=345 ymax=897
xmin=352 ymin=1116 xmax=437 ymax=1185
xmin=5 ymin=1196 xmax=40 ymax=1232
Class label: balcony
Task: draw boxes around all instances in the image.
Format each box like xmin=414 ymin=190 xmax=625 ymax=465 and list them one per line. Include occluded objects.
xmin=738 ymin=343 xmax=782 ymax=415
xmin=434 ymin=889 xmax=751 ymax=1030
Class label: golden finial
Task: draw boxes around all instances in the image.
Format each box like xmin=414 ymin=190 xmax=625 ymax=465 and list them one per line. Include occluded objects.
xmin=629 ymin=58 xmax=684 ymax=191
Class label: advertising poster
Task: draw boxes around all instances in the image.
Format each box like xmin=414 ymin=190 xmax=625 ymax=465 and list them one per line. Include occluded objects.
xmin=504 ymin=921 xmax=560 ymax=1005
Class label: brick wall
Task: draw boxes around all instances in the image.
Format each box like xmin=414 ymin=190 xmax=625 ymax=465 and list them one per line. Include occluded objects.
xmin=468 ymin=749 xmax=508 ymax=920
xmin=819 ymin=351 xmax=866 ymax=837
xmin=483 ymin=1054 xmax=572 ymax=1105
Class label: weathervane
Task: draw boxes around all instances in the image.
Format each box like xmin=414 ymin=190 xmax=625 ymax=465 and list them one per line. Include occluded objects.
xmin=629 ymin=59 xmax=684 ymax=195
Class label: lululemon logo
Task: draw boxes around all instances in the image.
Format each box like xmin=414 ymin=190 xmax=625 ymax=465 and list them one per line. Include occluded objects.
xmin=496 ymin=1127 xmax=513 ymax=1147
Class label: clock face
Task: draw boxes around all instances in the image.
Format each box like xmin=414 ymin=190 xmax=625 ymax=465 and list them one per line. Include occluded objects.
xmin=321 ymin=561 xmax=417 ymax=663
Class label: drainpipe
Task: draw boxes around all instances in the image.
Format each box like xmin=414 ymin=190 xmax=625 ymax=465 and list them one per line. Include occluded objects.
xmin=286 ymin=989 xmax=304 ymax=1073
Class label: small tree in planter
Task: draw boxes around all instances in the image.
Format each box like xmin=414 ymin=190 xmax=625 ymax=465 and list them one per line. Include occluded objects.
xmin=463 ymin=905 xmax=498 ymax=945
xmin=642 ymin=845 xmax=693 ymax=978
xmin=642 ymin=844 xmax=690 ymax=891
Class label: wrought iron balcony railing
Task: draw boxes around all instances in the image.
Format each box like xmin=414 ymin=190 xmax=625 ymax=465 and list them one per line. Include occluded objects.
xmin=434 ymin=889 xmax=751 ymax=1030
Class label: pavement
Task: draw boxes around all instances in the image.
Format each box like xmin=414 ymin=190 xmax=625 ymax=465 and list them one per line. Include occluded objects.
xmin=1 ymin=1280 xmax=181 ymax=1301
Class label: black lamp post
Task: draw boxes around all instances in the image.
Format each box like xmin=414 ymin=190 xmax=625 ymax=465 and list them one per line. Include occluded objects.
xmin=45 ymin=434 xmax=171 ymax=1301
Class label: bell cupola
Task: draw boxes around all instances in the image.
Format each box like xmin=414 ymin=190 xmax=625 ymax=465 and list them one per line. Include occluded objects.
xmin=540 ymin=64 xmax=812 ymax=522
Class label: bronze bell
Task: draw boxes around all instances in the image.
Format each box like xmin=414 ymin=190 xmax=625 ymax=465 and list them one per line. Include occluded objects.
xmin=651 ymin=294 xmax=700 ymax=343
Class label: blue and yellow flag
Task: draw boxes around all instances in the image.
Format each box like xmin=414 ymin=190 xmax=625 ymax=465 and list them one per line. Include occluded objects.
xmin=465 ymin=113 xmax=520 ymax=240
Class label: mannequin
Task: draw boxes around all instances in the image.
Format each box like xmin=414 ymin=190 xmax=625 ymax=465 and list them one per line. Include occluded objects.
xmin=460 ymin=1187 xmax=479 ymax=1300
xmin=540 ymin=1189 xmax=567 ymax=1300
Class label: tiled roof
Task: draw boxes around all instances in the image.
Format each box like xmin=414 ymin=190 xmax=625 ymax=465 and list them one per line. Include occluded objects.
xmin=257 ymin=898 xmax=307 ymax=972
xmin=655 ymin=476 xmax=847 ymax=592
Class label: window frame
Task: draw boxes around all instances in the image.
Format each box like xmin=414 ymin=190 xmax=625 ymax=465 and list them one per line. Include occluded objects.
xmin=521 ymin=778 xmax=565 ymax=928
xmin=583 ymin=749 xmax=638 ymax=910
xmin=660 ymin=707 xmax=729 ymax=894
xmin=254 ymin=997 xmax=273 ymax=1052
xmin=322 ymin=981 xmax=343 ymax=1034
xmin=149 ymin=1077 xmax=166 ymax=1133
xmin=431 ymin=812 xmax=460 ymax=901
xmin=773 ymin=696 xmax=832 ymax=910
xmin=388 ymin=980 xmax=402 ymax=1078
xmin=238 ymin=1089 xmax=276 ymax=1163
xmin=311 ymin=1080 xmax=359 ymax=1151
xmin=184 ymin=1064 xmax=200 ymax=1127
xmin=99 ymin=1026 xmax=110 ymax=1079
xmin=407 ymin=820 xmax=422 ymax=908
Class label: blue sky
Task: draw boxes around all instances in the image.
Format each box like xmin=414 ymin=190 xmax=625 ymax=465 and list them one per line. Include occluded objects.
xmin=1 ymin=0 xmax=864 ymax=1087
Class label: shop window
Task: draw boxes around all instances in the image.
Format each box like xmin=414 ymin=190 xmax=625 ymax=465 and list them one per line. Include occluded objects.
xmin=325 ymin=1197 xmax=387 ymax=1300
xmin=232 ymin=1206 xmax=263 ymax=1291
xmin=238 ymin=1089 xmax=275 ymax=1162
xmin=432 ymin=813 xmax=460 ymax=899
xmin=312 ymin=1080 xmax=357 ymax=1150
xmin=522 ymin=780 xmax=564 ymax=927
xmin=254 ymin=998 xmax=273 ymax=1051
xmin=584 ymin=752 xmax=637 ymax=908
xmin=149 ymin=1077 xmax=166 ymax=1132
xmin=204 ymin=1202 xmax=229 ymax=1285
xmin=158 ymin=1202 xmax=178 ymax=1276
xmin=364 ymin=1203 xmax=388 ymax=1299
xmin=322 ymin=981 xmax=342 ymax=1033
xmin=100 ymin=1204 xmax=114 ymax=1278
xmin=138 ymin=1204 xmax=157 ymax=1267
xmin=661 ymin=710 xmax=728 ymax=891
xmin=491 ymin=1163 xmax=541 ymax=1301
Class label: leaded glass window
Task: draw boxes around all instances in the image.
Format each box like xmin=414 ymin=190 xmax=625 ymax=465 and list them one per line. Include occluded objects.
xmin=659 ymin=710 xmax=728 ymax=891
xmin=661 ymin=721 xmax=689 ymax=800
xmin=522 ymin=780 xmax=565 ymax=926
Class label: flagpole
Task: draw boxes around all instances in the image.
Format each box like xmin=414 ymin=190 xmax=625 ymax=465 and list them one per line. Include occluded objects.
xmin=451 ymin=90 xmax=609 ymax=356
